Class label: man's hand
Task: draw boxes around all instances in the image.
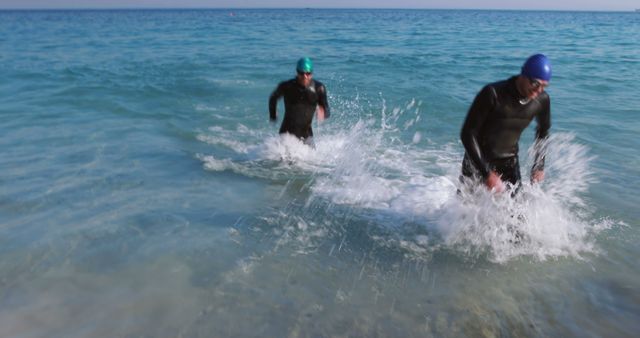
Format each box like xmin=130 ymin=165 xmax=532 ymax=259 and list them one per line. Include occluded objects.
xmin=531 ymin=170 xmax=544 ymax=183
xmin=486 ymin=171 xmax=505 ymax=193
xmin=316 ymin=106 xmax=325 ymax=122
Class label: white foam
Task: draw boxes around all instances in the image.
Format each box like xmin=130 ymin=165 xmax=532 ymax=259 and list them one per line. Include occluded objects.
xmin=197 ymin=99 xmax=613 ymax=263
xmin=198 ymin=154 xmax=235 ymax=172
xmin=429 ymin=133 xmax=606 ymax=262
xmin=194 ymin=104 xmax=218 ymax=112
xmin=306 ymin=118 xmax=607 ymax=262
xmin=196 ymin=134 xmax=251 ymax=154
xmin=206 ymin=78 xmax=253 ymax=86
xmin=260 ymin=134 xmax=321 ymax=164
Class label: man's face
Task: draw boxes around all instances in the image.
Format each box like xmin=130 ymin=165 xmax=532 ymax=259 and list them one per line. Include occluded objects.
xmin=524 ymin=77 xmax=549 ymax=99
xmin=296 ymin=71 xmax=312 ymax=87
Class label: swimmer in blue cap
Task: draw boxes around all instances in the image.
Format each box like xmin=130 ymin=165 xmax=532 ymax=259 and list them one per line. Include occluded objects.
xmin=269 ymin=57 xmax=331 ymax=147
xmin=460 ymin=54 xmax=552 ymax=193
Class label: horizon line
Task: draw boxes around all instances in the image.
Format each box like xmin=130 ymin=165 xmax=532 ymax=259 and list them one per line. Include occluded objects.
xmin=0 ymin=7 xmax=636 ymax=12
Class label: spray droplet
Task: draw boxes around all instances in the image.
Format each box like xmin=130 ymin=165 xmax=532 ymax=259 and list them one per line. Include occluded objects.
xmin=413 ymin=132 xmax=422 ymax=144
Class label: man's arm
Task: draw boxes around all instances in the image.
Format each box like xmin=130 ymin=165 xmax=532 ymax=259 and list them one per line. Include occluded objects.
xmin=460 ymin=85 xmax=495 ymax=179
xmin=316 ymin=83 xmax=330 ymax=121
xmin=531 ymin=95 xmax=551 ymax=183
xmin=269 ymin=82 xmax=284 ymax=121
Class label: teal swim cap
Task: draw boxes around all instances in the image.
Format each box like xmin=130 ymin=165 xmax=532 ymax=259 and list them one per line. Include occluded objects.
xmin=296 ymin=57 xmax=313 ymax=73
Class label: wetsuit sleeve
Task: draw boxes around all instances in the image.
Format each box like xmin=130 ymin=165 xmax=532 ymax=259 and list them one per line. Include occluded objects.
xmin=269 ymin=82 xmax=285 ymax=121
xmin=317 ymin=83 xmax=330 ymax=118
xmin=460 ymin=85 xmax=496 ymax=178
xmin=532 ymin=95 xmax=551 ymax=172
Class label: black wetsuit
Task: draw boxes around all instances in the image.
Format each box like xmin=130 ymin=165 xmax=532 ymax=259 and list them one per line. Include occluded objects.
xmin=460 ymin=76 xmax=551 ymax=186
xmin=269 ymin=78 xmax=330 ymax=140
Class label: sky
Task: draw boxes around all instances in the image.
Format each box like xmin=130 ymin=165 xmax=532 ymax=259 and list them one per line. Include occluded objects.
xmin=0 ymin=0 xmax=637 ymax=11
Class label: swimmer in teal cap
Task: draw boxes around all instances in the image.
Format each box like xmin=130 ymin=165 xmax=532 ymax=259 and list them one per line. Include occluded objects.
xmin=460 ymin=54 xmax=552 ymax=194
xmin=269 ymin=57 xmax=330 ymax=147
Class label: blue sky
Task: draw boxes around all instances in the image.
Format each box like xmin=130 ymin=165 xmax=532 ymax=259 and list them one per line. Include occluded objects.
xmin=0 ymin=0 xmax=637 ymax=11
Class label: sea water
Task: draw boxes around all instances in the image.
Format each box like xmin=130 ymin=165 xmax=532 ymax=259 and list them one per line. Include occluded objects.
xmin=1 ymin=9 xmax=639 ymax=337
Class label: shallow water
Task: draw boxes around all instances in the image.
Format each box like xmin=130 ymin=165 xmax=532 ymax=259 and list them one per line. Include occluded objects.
xmin=1 ymin=9 xmax=639 ymax=337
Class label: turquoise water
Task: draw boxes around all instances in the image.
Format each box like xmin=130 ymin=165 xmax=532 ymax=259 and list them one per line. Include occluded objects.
xmin=1 ymin=9 xmax=639 ymax=337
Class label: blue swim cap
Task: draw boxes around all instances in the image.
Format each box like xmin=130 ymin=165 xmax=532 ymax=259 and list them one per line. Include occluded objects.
xmin=296 ymin=57 xmax=313 ymax=73
xmin=521 ymin=54 xmax=552 ymax=81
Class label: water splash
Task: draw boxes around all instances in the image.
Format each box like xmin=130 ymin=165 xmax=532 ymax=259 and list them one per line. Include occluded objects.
xmin=434 ymin=133 xmax=605 ymax=263
xmin=198 ymin=101 xmax=612 ymax=263
xmin=196 ymin=124 xmax=330 ymax=180
xmin=309 ymin=122 xmax=608 ymax=263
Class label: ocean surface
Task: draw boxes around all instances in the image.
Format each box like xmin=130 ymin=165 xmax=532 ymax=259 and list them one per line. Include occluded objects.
xmin=1 ymin=8 xmax=639 ymax=337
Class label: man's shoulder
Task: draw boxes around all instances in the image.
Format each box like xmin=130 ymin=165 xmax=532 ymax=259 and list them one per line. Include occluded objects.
xmin=488 ymin=78 xmax=511 ymax=90
xmin=277 ymin=78 xmax=297 ymax=87
xmin=477 ymin=80 xmax=502 ymax=98
xmin=313 ymin=80 xmax=327 ymax=92
xmin=482 ymin=77 xmax=517 ymax=99
xmin=536 ymin=91 xmax=550 ymax=104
